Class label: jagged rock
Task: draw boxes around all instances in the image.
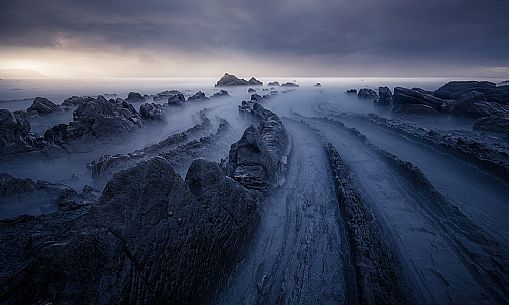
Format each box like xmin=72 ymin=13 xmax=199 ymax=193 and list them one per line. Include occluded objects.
xmin=248 ymin=88 xmax=256 ymax=93
xmin=215 ymin=73 xmax=250 ymax=86
xmin=0 ymin=156 xmax=259 ymax=304
xmin=281 ymin=82 xmax=299 ymax=87
xmin=435 ymin=81 xmax=509 ymax=105
xmin=473 ymin=113 xmax=509 ymax=135
xmin=268 ymin=81 xmax=280 ymax=86
xmin=248 ymin=77 xmax=263 ymax=86
xmin=228 ymin=103 xmax=288 ymax=191
xmin=393 ymin=87 xmax=449 ymax=112
xmin=88 ymin=110 xmax=212 ymax=182
xmin=0 ymin=173 xmax=74 ymax=218
xmin=211 ymin=90 xmax=229 ymax=98
xmin=0 ymin=109 xmax=37 ymax=156
xmin=44 ymin=96 xmax=144 ymax=148
xmin=188 ymin=91 xmax=209 ymax=101
xmin=125 ymin=91 xmax=145 ymax=103
xmin=27 ymin=97 xmax=61 ymax=115
xmin=139 ymin=103 xmax=166 ymax=122
xmin=314 ymin=82 xmax=322 ymax=87
xmin=226 ymin=125 xmax=276 ymax=191
xmin=62 ymin=96 xmax=94 ymax=107
xmin=358 ymin=88 xmax=378 ymax=99
xmin=346 ymin=89 xmax=357 ymax=95
xmin=453 ymin=101 xmax=507 ymax=118
xmin=499 ymin=80 xmax=509 ymax=86
xmin=152 ymin=90 xmax=186 ymax=104
xmin=374 ymin=86 xmax=392 ymax=106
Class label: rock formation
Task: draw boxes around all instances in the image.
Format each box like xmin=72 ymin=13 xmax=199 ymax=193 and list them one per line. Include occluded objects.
xmin=62 ymin=96 xmax=94 ymax=107
xmin=188 ymin=91 xmax=209 ymax=101
xmin=374 ymin=86 xmax=392 ymax=106
xmin=215 ymin=73 xmax=262 ymax=87
xmin=392 ymin=87 xmax=450 ymax=114
xmin=357 ymin=88 xmax=378 ymax=99
xmin=314 ymin=82 xmax=322 ymax=87
xmin=0 ymin=156 xmax=259 ymax=305
xmin=139 ymin=102 xmax=166 ymax=122
xmin=248 ymin=88 xmax=256 ymax=93
xmin=27 ymin=97 xmax=61 ymax=115
xmin=473 ymin=113 xmax=509 ymax=135
xmin=125 ymin=91 xmax=145 ymax=103
xmin=268 ymin=81 xmax=280 ymax=86
xmin=153 ymin=90 xmax=185 ymax=105
xmin=281 ymin=82 xmax=299 ymax=87
xmin=211 ymin=90 xmax=229 ymax=98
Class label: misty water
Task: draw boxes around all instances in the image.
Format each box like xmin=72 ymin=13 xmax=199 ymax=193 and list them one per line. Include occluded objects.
xmin=1 ymin=77 xmax=508 ymax=304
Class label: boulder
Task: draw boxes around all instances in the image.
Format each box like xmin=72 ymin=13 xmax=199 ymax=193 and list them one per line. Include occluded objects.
xmin=281 ymin=82 xmax=299 ymax=87
xmin=358 ymin=88 xmax=378 ymax=99
xmin=473 ymin=113 xmax=509 ymax=135
xmin=215 ymin=73 xmax=250 ymax=86
xmin=393 ymin=87 xmax=448 ymax=111
xmin=139 ymin=103 xmax=166 ymax=122
xmin=211 ymin=90 xmax=229 ymax=98
xmin=374 ymin=87 xmax=392 ymax=106
xmin=268 ymin=81 xmax=280 ymax=86
xmin=248 ymin=88 xmax=256 ymax=93
xmin=248 ymin=77 xmax=263 ymax=86
xmin=188 ymin=91 xmax=209 ymax=101
xmin=346 ymin=89 xmax=357 ymax=95
xmin=314 ymin=82 xmax=322 ymax=87
xmin=125 ymin=91 xmax=145 ymax=103
xmin=27 ymin=97 xmax=61 ymax=115
xmin=0 ymin=157 xmax=259 ymax=305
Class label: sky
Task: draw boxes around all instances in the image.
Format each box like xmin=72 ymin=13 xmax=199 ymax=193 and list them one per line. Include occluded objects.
xmin=0 ymin=0 xmax=508 ymax=78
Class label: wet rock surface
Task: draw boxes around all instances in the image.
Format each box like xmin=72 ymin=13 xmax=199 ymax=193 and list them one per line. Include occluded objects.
xmin=0 ymin=157 xmax=259 ymax=305
xmin=326 ymin=144 xmax=416 ymax=305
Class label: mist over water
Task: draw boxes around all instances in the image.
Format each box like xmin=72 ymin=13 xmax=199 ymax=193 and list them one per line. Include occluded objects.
xmin=1 ymin=77 xmax=509 ymax=304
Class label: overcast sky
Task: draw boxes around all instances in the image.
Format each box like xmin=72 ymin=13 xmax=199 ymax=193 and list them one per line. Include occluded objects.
xmin=0 ymin=0 xmax=508 ymax=78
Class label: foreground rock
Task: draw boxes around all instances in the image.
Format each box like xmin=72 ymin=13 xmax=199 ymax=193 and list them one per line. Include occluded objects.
xmin=215 ymin=73 xmax=262 ymax=87
xmin=358 ymin=88 xmax=378 ymax=99
xmin=125 ymin=91 xmax=145 ymax=103
xmin=139 ymin=102 xmax=166 ymax=122
xmin=0 ymin=156 xmax=259 ymax=304
xmin=473 ymin=113 xmax=509 ymax=135
xmin=27 ymin=97 xmax=61 ymax=116
xmin=228 ymin=103 xmax=288 ymax=191
xmin=326 ymin=144 xmax=416 ymax=305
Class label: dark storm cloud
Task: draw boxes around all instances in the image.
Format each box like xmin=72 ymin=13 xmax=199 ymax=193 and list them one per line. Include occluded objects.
xmin=1 ymin=0 xmax=508 ymax=69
